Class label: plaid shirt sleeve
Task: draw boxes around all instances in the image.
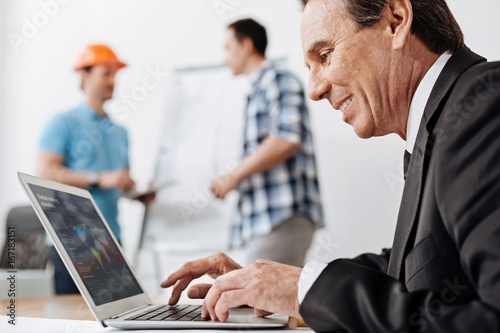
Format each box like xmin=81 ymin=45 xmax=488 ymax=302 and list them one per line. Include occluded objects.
xmin=268 ymin=72 xmax=305 ymax=144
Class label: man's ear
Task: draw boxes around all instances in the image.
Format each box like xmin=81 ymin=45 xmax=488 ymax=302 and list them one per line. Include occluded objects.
xmin=80 ymin=71 xmax=88 ymax=91
xmin=384 ymin=0 xmax=413 ymax=50
xmin=241 ymin=36 xmax=255 ymax=56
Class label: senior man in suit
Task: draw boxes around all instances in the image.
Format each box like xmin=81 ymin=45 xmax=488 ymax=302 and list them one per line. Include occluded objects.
xmin=160 ymin=0 xmax=500 ymax=331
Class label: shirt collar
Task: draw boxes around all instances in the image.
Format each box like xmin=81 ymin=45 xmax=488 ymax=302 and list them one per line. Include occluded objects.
xmin=248 ymin=60 xmax=272 ymax=86
xmin=78 ymin=101 xmax=107 ymax=121
xmin=406 ymin=52 xmax=452 ymax=153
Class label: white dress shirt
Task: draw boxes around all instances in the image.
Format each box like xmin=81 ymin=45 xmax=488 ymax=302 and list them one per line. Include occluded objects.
xmin=406 ymin=52 xmax=452 ymax=153
xmin=297 ymin=51 xmax=453 ymax=304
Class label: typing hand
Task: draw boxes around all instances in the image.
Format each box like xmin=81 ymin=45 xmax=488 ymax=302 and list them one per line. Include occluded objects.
xmin=202 ymin=259 xmax=302 ymax=322
xmin=160 ymin=252 xmax=242 ymax=305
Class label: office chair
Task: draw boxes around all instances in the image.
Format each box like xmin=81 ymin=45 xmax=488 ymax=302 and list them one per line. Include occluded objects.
xmin=0 ymin=205 xmax=54 ymax=296
xmin=0 ymin=205 xmax=50 ymax=269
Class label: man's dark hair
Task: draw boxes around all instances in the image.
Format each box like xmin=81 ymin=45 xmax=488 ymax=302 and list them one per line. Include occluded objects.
xmin=228 ymin=18 xmax=268 ymax=56
xmin=300 ymin=0 xmax=464 ymax=54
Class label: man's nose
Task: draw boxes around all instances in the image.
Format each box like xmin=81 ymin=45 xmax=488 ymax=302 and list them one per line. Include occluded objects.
xmin=308 ymin=69 xmax=330 ymax=101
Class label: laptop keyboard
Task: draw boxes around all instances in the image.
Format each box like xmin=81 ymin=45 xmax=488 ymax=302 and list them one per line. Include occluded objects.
xmin=125 ymin=304 xmax=207 ymax=321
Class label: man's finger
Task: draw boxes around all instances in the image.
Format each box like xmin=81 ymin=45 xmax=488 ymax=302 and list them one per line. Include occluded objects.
xmin=188 ymin=283 xmax=212 ymax=299
xmin=202 ymin=271 xmax=246 ymax=320
xmin=213 ymin=269 xmax=247 ymax=289
xmin=160 ymin=260 xmax=208 ymax=288
xmin=214 ymin=186 xmax=222 ymax=198
xmin=210 ymin=182 xmax=217 ymax=195
xmin=215 ymin=289 xmax=249 ymax=322
xmin=202 ymin=280 xmax=224 ymax=321
xmin=202 ymin=299 xmax=214 ymax=321
xmin=203 ymin=289 xmax=221 ymax=321
xmin=160 ymin=267 xmax=191 ymax=288
xmin=168 ymin=276 xmax=193 ymax=305
xmin=255 ymin=308 xmax=273 ymax=317
xmin=219 ymin=190 xmax=227 ymax=200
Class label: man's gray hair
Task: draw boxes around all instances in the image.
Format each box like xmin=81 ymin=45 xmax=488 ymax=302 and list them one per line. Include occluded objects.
xmin=300 ymin=0 xmax=465 ymax=54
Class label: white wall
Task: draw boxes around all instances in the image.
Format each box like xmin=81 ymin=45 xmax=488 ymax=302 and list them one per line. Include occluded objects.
xmin=0 ymin=1 xmax=8 ymax=253
xmin=0 ymin=2 xmax=7 ymax=181
xmin=1 ymin=0 xmax=500 ymax=267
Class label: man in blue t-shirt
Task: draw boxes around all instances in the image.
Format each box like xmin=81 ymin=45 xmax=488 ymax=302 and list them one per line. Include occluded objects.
xmin=36 ymin=44 xmax=151 ymax=294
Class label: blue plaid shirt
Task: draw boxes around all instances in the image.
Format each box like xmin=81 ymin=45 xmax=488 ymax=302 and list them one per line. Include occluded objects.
xmin=231 ymin=61 xmax=324 ymax=246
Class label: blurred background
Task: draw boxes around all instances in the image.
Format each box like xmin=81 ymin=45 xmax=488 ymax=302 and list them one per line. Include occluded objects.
xmin=1 ymin=0 xmax=499 ymax=296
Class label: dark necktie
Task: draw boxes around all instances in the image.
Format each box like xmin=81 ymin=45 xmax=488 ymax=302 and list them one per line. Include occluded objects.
xmin=403 ymin=150 xmax=412 ymax=181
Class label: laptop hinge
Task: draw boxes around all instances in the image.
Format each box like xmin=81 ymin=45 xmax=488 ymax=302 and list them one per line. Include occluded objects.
xmin=109 ymin=303 xmax=152 ymax=319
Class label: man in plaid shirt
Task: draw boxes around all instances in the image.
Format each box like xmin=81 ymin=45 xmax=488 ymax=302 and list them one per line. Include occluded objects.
xmin=211 ymin=19 xmax=323 ymax=267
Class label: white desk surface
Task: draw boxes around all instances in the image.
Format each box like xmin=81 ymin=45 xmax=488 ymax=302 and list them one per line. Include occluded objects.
xmin=0 ymin=315 xmax=314 ymax=333
xmin=0 ymin=294 xmax=312 ymax=333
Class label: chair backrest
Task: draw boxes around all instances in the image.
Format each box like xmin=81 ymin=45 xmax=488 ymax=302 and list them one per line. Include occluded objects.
xmin=0 ymin=205 xmax=50 ymax=269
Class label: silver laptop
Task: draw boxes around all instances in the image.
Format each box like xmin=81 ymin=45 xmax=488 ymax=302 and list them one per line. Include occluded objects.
xmin=18 ymin=172 xmax=288 ymax=329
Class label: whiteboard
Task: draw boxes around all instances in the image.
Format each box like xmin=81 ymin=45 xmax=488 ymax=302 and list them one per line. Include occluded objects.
xmin=141 ymin=64 xmax=248 ymax=253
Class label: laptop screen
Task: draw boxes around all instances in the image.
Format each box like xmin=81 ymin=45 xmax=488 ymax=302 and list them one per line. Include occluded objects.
xmin=28 ymin=183 xmax=144 ymax=306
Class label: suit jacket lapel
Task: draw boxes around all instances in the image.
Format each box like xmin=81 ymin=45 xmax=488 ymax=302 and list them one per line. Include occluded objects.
xmin=387 ymin=48 xmax=486 ymax=280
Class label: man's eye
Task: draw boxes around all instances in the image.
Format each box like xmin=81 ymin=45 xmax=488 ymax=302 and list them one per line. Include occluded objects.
xmin=320 ymin=52 xmax=330 ymax=62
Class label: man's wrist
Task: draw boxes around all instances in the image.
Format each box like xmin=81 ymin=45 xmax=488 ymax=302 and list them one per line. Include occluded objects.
xmin=298 ymin=260 xmax=327 ymax=304
xmin=87 ymin=172 xmax=100 ymax=188
xmin=230 ymin=168 xmax=244 ymax=185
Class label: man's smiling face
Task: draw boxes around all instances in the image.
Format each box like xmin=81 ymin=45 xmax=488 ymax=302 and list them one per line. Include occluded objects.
xmin=301 ymin=0 xmax=403 ymax=139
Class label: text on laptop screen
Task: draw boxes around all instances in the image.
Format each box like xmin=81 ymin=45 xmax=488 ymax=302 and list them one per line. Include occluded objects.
xmin=28 ymin=183 xmax=143 ymax=306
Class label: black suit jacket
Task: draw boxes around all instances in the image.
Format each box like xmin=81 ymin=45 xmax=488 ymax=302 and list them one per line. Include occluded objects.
xmin=301 ymin=48 xmax=500 ymax=332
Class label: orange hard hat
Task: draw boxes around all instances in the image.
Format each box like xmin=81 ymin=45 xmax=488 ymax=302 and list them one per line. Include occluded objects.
xmin=73 ymin=44 xmax=127 ymax=71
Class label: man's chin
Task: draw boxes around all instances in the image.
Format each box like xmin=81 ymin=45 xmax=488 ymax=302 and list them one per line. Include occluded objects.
xmin=351 ymin=123 xmax=374 ymax=139
xmin=102 ymin=95 xmax=113 ymax=102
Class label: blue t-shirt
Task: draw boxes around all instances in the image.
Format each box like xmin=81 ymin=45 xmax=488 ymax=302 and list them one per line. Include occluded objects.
xmin=39 ymin=102 xmax=129 ymax=242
